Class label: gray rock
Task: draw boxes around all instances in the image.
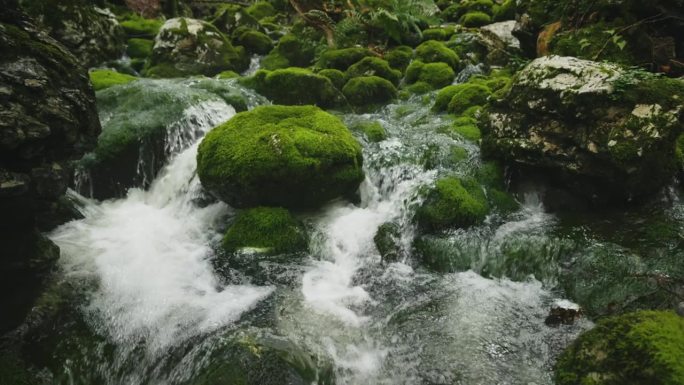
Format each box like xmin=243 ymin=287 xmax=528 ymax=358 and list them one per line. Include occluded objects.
xmin=482 ymin=55 xmax=684 ymax=204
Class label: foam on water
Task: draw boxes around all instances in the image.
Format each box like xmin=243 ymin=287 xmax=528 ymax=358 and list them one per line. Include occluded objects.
xmin=50 ymin=101 xmax=273 ymax=357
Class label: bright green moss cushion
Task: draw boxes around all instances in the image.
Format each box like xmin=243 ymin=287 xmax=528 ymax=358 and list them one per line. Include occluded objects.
xmin=223 ymin=207 xmax=308 ymax=254
xmin=197 ymin=105 xmax=364 ymax=208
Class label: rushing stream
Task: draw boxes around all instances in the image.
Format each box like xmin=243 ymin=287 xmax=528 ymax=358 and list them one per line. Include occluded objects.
xmin=27 ymin=76 xmax=682 ymax=385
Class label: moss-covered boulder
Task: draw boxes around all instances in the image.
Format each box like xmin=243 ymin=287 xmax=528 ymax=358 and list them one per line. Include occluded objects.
xmin=351 ymin=120 xmax=387 ymax=143
xmin=262 ymin=33 xmax=318 ymax=70
xmin=223 ymin=207 xmax=308 ymax=254
xmin=233 ymin=27 xmax=273 ymax=55
xmin=555 ymin=310 xmax=684 ymax=385
xmin=318 ymin=47 xmax=374 ymax=71
xmin=245 ymin=1 xmax=277 ymax=20
xmin=145 ymin=17 xmax=248 ymax=78
xmin=442 ymin=0 xmax=494 ymax=22
xmin=210 ymin=3 xmax=260 ymax=35
xmin=405 ymin=60 xmax=455 ymax=89
xmin=414 ymin=40 xmax=460 ymax=70
xmin=447 ymin=83 xmax=491 ymax=114
xmin=346 ymin=57 xmax=402 ymax=86
xmin=245 ymin=68 xmax=341 ymax=107
xmin=197 ymin=105 xmax=364 ymax=208
xmin=374 ymin=222 xmax=402 ymax=262
xmin=461 ymin=11 xmax=492 ymax=27
xmin=422 ymin=27 xmax=455 ymax=41
xmin=416 ymin=177 xmax=489 ymax=231
xmin=318 ymin=68 xmax=346 ymax=90
xmin=385 ymin=45 xmax=413 ymax=72
xmin=21 ymin=0 xmax=125 ymax=67
xmin=481 ymin=56 xmax=684 ymax=205
xmin=89 ymin=69 xmax=137 ymax=91
xmin=342 ymin=76 xmax=398 ymax=107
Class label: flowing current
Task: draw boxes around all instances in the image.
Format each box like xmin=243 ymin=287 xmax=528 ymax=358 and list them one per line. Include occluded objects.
xmin=45 ymin=80 xmax=590 ymax=384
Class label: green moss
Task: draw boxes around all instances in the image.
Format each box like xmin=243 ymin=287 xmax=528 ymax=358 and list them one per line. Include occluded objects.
xmin=217 ymin=70 xmax=240 ymax=79
xmin=405 ymin=60 xmax=455 ymax=89
xmin=318 ymin=47 xmax=374 ymax=71
xmin=555 ymin=311 xmax=684 ymax=385
xmin=262 ymin=33 xmax=318 ymax=69
xmin=416 ymin=177 xmax=489 ymax=231
xmin=442 ymin=0 xmax=494 ymax=22
xmin=246 ymin=68 xmax=341 ymax=107
xmin=676 ymin=133 xmax=684 ymax=167
xmin=406 ymin=81 xmax=434 ymax=94
xmin=385 ymin=46 xmax=413 ymax=72
xmin=126 ymin=38 xmax=153 ymax=59
xmin=120 ymin=15 xmax=163 ymax=38
xmin=352 ymin=120 xmax=387 ymax=143
xmin=550 ymin=24 xmax=637 ymax=65
xmin=89 ymin=69 xmax=137 ymax=91
xmin=223 ymin=207 xmax=308 ymax=254
xmin=452 ymin=116 xmax=481 ymax=141
xmin=318 ymin=69 xmax=346 ymax=89
xmin=245 ymin=1 xmax=277 ymax=20
xmin=143 ymin=61 xmax=186 ymax=78
xmin=414 ymin=40 xmax=460 ymax=70
xmin=374 ymin=222 xmax=402 ymax=262
xmin=234 ymin=28 xmax=273 ymax=55
xmin=342 ymin=76 xmax=398 ymax=107
xmin=492 ymin=0 xmax=516 ymax=21
xmin=197 ymin=105 xmax=364 ymax=208
xmin=461 ymin=11 xmax=492 ymax=27
xmin=346 ymin=57 xmax=402 ymax=86
xmin=422 ymin=27 xmax=454 ymax=41
xmin=447 ymin=83 xmax=491 ymax=114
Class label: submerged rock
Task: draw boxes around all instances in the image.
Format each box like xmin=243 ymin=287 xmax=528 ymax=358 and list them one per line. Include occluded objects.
xmin=555 ymin=310 xmax=684 ymax=385
xmin=197 ymin=105 xmax=364 ymax=209
xmin=374 ymin=222 xmax=402 ymax=263
xmin=0 ymin=5 xmax=100 ymax=333
xmin=223 ymin=207 xmax=308 ymax=254
xmin=482 ymin=55 xmax=684 ymax=205
xmin=21 ymin=0 xmax=125 ymax=67
xmin=146 ymin=17 xmax=248 ymax=78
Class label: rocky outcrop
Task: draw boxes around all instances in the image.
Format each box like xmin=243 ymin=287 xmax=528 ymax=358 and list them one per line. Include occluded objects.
xmin=145 ymin=17 xmax=249 ymax=78
xmin=0 ymin=4 xmax=101 ymax=333
xmin=482 ymin=56 xmax=684 ymax=205
xmin=20 ymin=0 xmax=126 ymax=67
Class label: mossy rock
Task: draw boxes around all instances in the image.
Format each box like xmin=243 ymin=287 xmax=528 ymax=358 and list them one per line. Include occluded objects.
xmin=442 ymin=0 xmax=494 ymax=22
xmin=234 ymin=28 xmax=273 ymax=55
xmin=126 ymin=38 xmax=153 ymax=59
xmin=223 ymin=207 xmax=308 ymax=254
xmin=451 ymin=116 xmax=481 ymax=141
xmin=342 ymin=76 xmax=398 ymax=107
xmin=262 ymin=33 xmax=317 ymax=70
xmin=374 ymin=222 xmax=402 ymax=262
xmin=421 ymin=27 xmax=455 ymax=41
xmin=190 ymin=332 xmax=334 ymax=385
xmin=146 ymin=17 xmax=248 ymax=77
xmin=446 ymin=83 xmax=491 ymax=114
xmin=405 ymin=60 xmax=455 ymax=89
xmin=89 ymin=69 xmax=137 ymax=91
xmin=210 ymin=3 xmax=260 ymax=35
xmin=217 ymin=70 xmax=240 ymax=79
xmin=245 ymin=68 xmax=341 ymax=107
xmin=346 ymin=57 xmax=402 ymax=86
xmin=555 ymin=310 xmax=684 ymax=385
xmin=461 ymin=11 xmax=492 ymax=27
xmin=416 ymin=177 xmax=489 ymax=231
xmin=245 ymin=1 xmax=277 ymax=20
xmin=385 ymin=45 xmax=413 ymax=72
xmin=317 ymin=68 xmax=346 ymax=90
xmin=414 ymin=40 xmax=460 ymax=70
xmin=492 ymin=0 xmax=516 ymax=21
xmin=352 ymin=120 xmax=387 ymax=143
xmin=197 ymin=105 xmax=364 ymax=208
xmin=119 ymin=15 xmax=163 ymax=38
xmin=318 ymin=47 xmax=374 ymax=71
xmin=406 ymin=81 xmax=435 ymax=95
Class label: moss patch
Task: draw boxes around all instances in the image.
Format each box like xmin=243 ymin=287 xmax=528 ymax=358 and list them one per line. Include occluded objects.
xmin=352 ymin=120 xmax=387 ymax=143
xmin=318 ymin=47 xmax=374 ymax=71
xmin=342 ymin=76 xmax=398 ymax=107
xmin=414 ymin=40 xmax=460 ymax=70
xmin=223 ymin=207 xmax=308 ymax=254
xmin=346 ymin=57 xmax=402 ymax=86
xmin=245 ymin=68 xmax=341 ymax=107
xmin=197 ymin=105 xmax=364 ymax=208
xmin=126 ymin=38 xmax=153 ymax=59
xmin=405 ymin=60 xmax=455 ymax=89
xmin=416 ymin=177 xmax=489 ymax=231
xmin=89 ymin=69 xmax=137 ymax=91
xmin=555 ymin=311 xmax=684 ymax=385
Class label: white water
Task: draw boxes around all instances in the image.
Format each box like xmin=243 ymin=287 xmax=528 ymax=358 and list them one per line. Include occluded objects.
xmin=50 ymin=101 xmax=273 ymax=360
